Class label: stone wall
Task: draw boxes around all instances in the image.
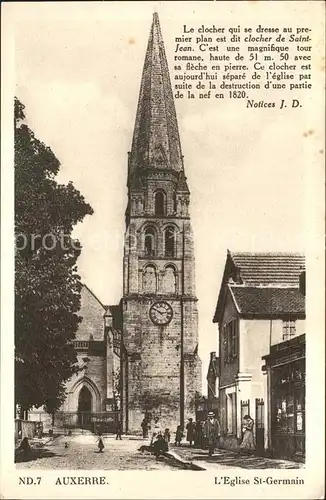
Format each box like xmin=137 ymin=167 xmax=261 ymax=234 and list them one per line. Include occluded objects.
xmin=122 ymin=295 xmax=201 ymax=433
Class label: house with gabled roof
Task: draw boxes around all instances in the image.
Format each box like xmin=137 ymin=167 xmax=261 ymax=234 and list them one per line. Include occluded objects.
xmin=212 ymin=251 xmax=305 ymax=452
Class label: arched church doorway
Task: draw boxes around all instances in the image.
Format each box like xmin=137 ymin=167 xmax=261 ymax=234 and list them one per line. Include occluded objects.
xmin=78 ymin=386 xmax=92 ymax=428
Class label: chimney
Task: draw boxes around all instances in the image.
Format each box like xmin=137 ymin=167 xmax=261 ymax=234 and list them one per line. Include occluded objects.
xmin=299 ymin=271 xmax=306 ymax=296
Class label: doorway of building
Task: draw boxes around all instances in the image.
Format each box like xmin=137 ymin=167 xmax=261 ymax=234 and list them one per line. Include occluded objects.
xmin=78 ymin=386 xmax=92 ymax=428
xmin=255 ymin=398 xmax=265 ymax=455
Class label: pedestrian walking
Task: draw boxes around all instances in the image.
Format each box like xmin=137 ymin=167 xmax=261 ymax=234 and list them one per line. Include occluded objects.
xmin=239 ymin=415 xmax=255 ymax=455
xmin=97 ymin=433 xmax=105 ymax=453
xmin=175 ymin=425 xmax=183 ymax=446
xmin=186 ymin=418 xmax=196 ymax=447
xmin=141 ymin=416 xmax=149 ymax=439
xmin=115 ymin=420 xmax=122 ymax=440
xmin=203 ymin=412 xmax=220 ymax=456
xmin=163 ymin=428 xmax=170 ymax=443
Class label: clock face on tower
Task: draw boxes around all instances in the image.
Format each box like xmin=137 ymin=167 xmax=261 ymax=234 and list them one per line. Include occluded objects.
xmin=149 ymin=301 xmax=173 ymax=326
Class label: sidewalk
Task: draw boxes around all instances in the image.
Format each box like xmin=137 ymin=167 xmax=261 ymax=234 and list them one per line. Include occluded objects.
xmin=169 ymin=444 xmax=304 ymax=470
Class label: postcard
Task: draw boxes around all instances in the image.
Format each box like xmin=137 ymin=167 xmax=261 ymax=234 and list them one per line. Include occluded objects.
xmin=1 ymin=1 xmax=325 ymax=499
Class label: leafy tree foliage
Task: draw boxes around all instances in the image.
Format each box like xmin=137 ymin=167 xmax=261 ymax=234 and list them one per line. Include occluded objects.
xmin=14 ymin=97 xmax=93 ymax=414
xmin=137 ymin=390 xmax=179 ymax=414
xmin=187 ymin=390 xmax=202 ymax=412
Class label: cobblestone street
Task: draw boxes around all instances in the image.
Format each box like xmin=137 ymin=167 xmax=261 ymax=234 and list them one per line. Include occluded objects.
xmin=15 ymin=434 xmax=178 ymax=470
xmin=169 ymin=444 xmax=304 ymax=470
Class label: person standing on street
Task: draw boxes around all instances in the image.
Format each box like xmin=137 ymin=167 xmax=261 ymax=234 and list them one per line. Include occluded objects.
xmin=203 ymin=412 xmax=220 ymax=456
xmin=186 ymin=418 xmax=196 ymax=447
xmin=163 ymin=428 xmax=171 ymax=443
xmin=141 ymin=416 xmax=149 ymax=439
xmin=195 ymin=419 xmax=204 ymax=448
xmin=175 ymin=425 xmax=183 ymax=446
xmin=97 ymin=432 xmax=105 ymax=453
xmin=239 ymin=415 xmax=255 ymax=455
xmin=150 ymin=416 xmax=161 ymax=445
xmin=115 ymin=420 xmax=122 ymax=440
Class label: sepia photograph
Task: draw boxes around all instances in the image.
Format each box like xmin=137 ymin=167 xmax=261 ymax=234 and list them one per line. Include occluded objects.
xmin=1 ymin=1 xmax=325 ymax=499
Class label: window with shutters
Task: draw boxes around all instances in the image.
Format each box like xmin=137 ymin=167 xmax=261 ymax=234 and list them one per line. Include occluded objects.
xmin=223 ymin=319 xmax=238 ymax=363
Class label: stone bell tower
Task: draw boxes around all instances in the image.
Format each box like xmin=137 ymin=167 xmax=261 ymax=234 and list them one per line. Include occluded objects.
xmin=121 ymin=13 xmax=201 ymax=433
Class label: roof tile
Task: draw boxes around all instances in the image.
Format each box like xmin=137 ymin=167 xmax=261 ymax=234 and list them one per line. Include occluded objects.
xmin=230 ymin=286 xmax=305 ymax=316
xmin=231 ymin=252 xmax=305 ymax=286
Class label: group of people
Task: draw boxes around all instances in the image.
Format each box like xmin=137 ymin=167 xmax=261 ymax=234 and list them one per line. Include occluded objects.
xmin=97 ymin=412 xmax=255 ymax=456
xmin=183 ymin=412 xmax=221 ymax=456
xmin=183 ymin=413 xmax=255 ymax=455
xmin=144 ymin=412 xmax=255 ymax=457
xmin=141 ymin=412 xmax=222 ymax=457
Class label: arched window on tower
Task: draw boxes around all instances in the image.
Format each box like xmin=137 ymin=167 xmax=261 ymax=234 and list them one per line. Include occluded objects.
xmin=164 ymin=226 xmax=175 ymax=257
xmin=143 ymin=265 xmax=157 ymax=294
xmin=154 ymin=190 xmax=166 ymax=216
xmin=173 ymin=193 xmax=177 ymax=213
xmin=163 ymin=265 xmax=177 ymax=294
xmin=144 ymin=227 xmax=155 ymax=257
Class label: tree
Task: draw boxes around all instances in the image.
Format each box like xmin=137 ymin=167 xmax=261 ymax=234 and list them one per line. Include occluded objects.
xmin=136 ymin=390 xmax=179 ymax=418
xmin=14 ymin=97 xmax=93 ymax=415
xmin=187 ymin=390 xmax=202 ymax=412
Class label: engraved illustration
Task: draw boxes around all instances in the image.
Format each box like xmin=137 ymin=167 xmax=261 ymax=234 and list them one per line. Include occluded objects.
xmin=14 ymin=13 xmax=305 ymax=471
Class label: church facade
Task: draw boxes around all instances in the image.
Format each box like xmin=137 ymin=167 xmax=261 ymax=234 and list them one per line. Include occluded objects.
xmin=56 ymin=13 xmax=202 ymax=434
xmin=61 ymin=285 xmax=121 ymax=423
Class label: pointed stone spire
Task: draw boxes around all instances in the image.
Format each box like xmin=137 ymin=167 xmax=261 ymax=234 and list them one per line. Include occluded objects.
xmin=130 ymin=13 xmax=183 ymax=175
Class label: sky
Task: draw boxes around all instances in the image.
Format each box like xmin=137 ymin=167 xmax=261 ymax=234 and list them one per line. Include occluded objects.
xmin=11 ymin=1 xmax=322 ymax=393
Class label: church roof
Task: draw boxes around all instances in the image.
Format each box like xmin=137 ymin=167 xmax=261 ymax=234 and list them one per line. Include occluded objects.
xmin=130 ymin=13 xmax=183 ymax=174
xmin=82 ymin=283 xmax=106 ymax=309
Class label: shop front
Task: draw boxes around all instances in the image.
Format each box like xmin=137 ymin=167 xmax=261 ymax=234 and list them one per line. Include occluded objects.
xmin=262 ymin=334 xmax=305 ymax=461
